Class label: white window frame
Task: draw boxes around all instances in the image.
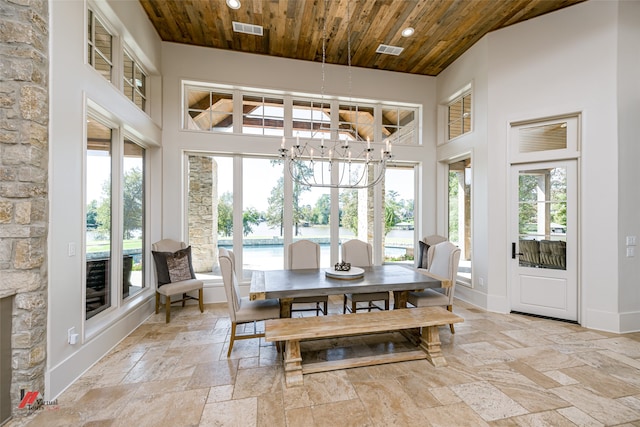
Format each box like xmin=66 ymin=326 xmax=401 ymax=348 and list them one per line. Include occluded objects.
xmin=84 ymin=104 xmax=152 ymax=340
xmin=447 ymin=91 xmax=472 ymax=141
xmin=123 ymin=47 xmax=148 ymax=113
xmin=87 ymin=7 xmax=115 ymax=83
xmin=181 ymin=82 xmax=420 ymax=146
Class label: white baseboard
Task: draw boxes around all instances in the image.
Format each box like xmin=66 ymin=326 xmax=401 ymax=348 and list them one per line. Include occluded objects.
xmin=46 ymin=299 xmax=154 ymax=400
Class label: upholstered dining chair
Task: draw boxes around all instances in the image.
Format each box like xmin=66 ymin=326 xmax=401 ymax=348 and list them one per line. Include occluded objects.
xmin=151 ymin=239 xmax=204 ymax=323
xmin=341 ymin=239 xmax=389 ymax=313
xmin=407 ymin=241 xmax=461 ymax=333
xmin=287 ymin=239 xmax=328 ymax=316
xmin=219 ymin=248 xmax=280 ymax=357
xmin=416 ymin=234 xmax=448 ymax=270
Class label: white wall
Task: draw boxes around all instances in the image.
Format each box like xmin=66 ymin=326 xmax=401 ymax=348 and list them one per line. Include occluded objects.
xmin=436 ymin=0 xmax=638 ymax=332
xmin=47 ymin=0 xmax=162 ymax=399
xmin=159 ymin=43 xmax=437 ymax=300
xmin=435 ymin=37 xmax=490 ymax=310
xmin=616 ymin=0 xmax=640 ymax=331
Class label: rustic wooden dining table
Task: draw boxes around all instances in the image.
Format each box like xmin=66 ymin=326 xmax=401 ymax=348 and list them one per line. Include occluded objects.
xmin=249 ymin=264 xmax=448 ymax=318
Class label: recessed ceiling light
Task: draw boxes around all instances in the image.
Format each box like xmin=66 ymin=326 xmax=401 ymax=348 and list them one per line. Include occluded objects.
xmin=401 ymin=27 xmax=415 ymax=37
xmin=226 ymin=0 xmax=241 ymax=9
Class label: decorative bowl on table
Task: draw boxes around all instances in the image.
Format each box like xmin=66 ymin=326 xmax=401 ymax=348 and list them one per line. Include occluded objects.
xmin=325 ymin=263 xmax=365 ymax=280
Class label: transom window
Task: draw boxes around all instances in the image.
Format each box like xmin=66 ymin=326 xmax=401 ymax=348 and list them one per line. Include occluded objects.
xmin=123 ymin=50 xmax=147 ymax=111
xmin=338 ymin=103 xmax=374 ymax=143
xmin=242 ymin=95 xmax=284 ymax=136
xmin=185 ymin=87 xmax=233 ymax=132
xmin=383 ymin=106 xmax=416 ymax=145
xmin=87 ymin=9 xmax=113 ymax=82
xmin=448 ymin=92 xmax=472 ymax=140
xmin=183 ymin=83 xmax=419 ymax=146
xmin=293 ymin=99 xmax=331 ymax=139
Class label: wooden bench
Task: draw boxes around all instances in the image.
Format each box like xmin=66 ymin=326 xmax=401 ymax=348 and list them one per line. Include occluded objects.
xmin=265 ymin=306 xmax=464 ymax=387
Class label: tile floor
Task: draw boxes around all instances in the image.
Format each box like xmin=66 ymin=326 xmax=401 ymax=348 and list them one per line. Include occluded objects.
xmin=10 ymin=297 xmax=640 ymax=427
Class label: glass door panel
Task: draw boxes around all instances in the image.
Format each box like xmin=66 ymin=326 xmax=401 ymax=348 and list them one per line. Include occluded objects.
xmin=517 ymin=166 xmax=567 ymax=270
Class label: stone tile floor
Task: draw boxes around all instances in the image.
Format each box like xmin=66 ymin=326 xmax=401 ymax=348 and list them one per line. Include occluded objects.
xmin=11 ymin=298 xmax=640 ymax=426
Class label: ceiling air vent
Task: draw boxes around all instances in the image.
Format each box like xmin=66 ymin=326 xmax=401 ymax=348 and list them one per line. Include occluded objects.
xmin=376 ymin=44 xmax=404 ymax=56
xmin=232 ymin=21 xmax=263 ymax=36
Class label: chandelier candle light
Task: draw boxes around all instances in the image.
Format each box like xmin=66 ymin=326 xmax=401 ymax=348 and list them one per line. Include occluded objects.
xmin=278 ymin=0 xmax=393 ymax=189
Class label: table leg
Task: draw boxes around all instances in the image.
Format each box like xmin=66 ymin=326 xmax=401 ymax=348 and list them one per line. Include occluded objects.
xmin=393 ymin=290 xmax=408 ymax=310
xmin=419 ymin=325 xmax=447 ymax=367
xmin=279 ymin=297 xmax=293 ymax=318
xmin=283 ymin=340 xmax=303 ymax=387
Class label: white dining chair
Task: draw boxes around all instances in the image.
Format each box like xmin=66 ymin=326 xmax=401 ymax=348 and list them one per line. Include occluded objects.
xmin=288 ymin=239 xmax=328 ymax=316
xmin=407 ymin=241 xmax=461 ymax=333
xmin=341 ymin=239 xmax=389 ymax=313
xmin=219 ymin=248 xmax=281 ymax=357
xmin=151 ymin=239 xmax=204 ymax=323
xmin=417 ymin=234 xmax=448 ymax=269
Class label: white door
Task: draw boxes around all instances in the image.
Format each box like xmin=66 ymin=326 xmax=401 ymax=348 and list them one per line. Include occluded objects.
xmin=510 ymin=160 xmax=577 ymax=321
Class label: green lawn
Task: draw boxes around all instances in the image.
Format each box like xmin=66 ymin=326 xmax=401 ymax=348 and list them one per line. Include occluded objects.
xmin=87 ymin=239 xmax=142 ymax=253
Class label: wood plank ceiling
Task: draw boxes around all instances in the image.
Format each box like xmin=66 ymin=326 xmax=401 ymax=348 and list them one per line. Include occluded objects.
xmin=140 ymin=0 xmax=585 ymax=77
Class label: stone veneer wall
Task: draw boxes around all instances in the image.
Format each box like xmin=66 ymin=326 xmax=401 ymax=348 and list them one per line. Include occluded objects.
xmin=188 ymin=156 xmax=217 ymax=272
xmin=0 ymin=0 xmax=49 ymax=421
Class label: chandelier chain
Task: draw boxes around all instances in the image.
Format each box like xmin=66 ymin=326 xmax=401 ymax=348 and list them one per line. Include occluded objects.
xmin=278 ymin=0 xmax=392 ymax=189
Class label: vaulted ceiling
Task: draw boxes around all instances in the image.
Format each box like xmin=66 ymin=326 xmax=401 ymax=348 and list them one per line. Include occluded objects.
xmin=140 ymin=0 xmax=585 ymax=77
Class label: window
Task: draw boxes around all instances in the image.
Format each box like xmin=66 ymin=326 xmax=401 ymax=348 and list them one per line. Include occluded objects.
xmin=448 ymin=158 xmax=472 ymax=284
xmin=383 ymin=165 xmax=415 ymax=263
xmin=122 ymin=139 xmax=145 ymax=298
xmin=182 ymin=83 xmax=419 ymax=145
xmin=518 ymin=122 xmax=567 ymax=153
xmin=292 ymin=99 xmax=331 ymax=139
xmin=86 ymin=118 xmax=113 ymax=319
xmin=242 ymin=158 xmax=284 ymax=278
xmin=294 ymin=183 xmax=331 ymax=268
xmin=448 ymin=92 xmax=472 ymax=140
xmin=242 ymin=95 xmax=284 ymax=136
xmin=87 ymin=9 xmax=113 ymax=82
xmin=85 ymin=116 xmax=148 ymax=320
xmin=185 ymin=87 xmax=233 ymax=132
xmin=338 ymin=165 xmax=365 ymax=247
xmin=382 ymin=106 xmax=416 ymax=145
xmin=123 ymin=50 xmax=147 ymax=111
xmin=338 ymin=103 xmax=374 ymax=143
xmin=181 ymin=84 xmax=420 ymax=275
xmin=187 ymin=154 xmax=234 ymax=276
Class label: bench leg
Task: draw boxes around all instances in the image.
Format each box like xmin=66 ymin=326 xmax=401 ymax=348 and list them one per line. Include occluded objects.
xmin=283 ymin=340 xmax=303 ymax=387
xmin=419 ymin=325 xmax=447 ymax=367
xmin=199 ymin=289 xmax=204 ymax=313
